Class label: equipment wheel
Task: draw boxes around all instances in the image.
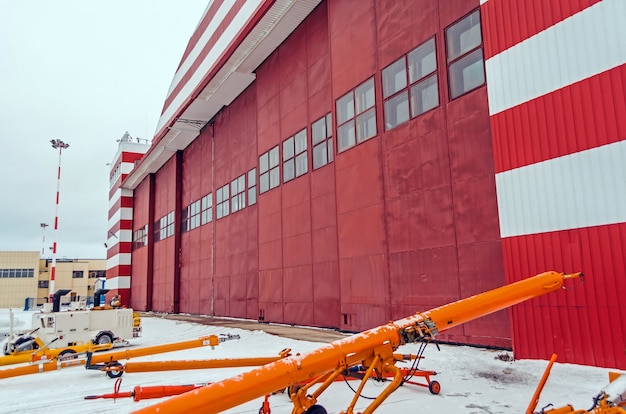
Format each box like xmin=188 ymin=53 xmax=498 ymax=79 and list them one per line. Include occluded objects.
xmin=3 ymin=341 xmax=12 ymax=355
xmin=288 ymin=385 xmax=302 ymax=396
xmin=306 ymin=405 xmax=327 ymax=414
xmin=106 ymin=362 xmax=124 ymax=378
xmin=95 ymin=332 xmax=113 ymax=345
xmin=428 ymin=380 xmax=441 ymax=395
xmin=58 ymin=349 xmax=77 ymax=358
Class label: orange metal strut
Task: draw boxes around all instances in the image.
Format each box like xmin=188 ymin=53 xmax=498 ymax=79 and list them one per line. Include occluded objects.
xmin=133 ymin=271 xmax=582 ymax=414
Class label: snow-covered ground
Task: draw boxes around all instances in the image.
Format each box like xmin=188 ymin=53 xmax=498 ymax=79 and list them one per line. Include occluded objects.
xmin=0 ymin=308 xmax=619 ymax=414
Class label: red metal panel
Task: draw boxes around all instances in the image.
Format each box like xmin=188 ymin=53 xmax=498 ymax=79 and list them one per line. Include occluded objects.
xmin=492 ymin=65 xmax=626 ymax=173
xmin=305 ymin=3 xmax=329 ymax=67
xmin=375 ymin=0 xmax=438 ymax=69
xmin=283 ymin=265 xmax=313 ymax=304
xmin=335 ymin=144 xmax=384 ymax=214
xmin=283 ymin=234 xmax=312 ymax=268
xmin=213 ymin=276 xmax=230 ymax=316
xmin=451 ymin=175 xmax=500 ymax=245
xmin=481 ymin=0 xmax=601 ymax=59
xmin=312 ymin=261 xmax=340 ymax=327
xmin=388 ymin=247 xmax=459 ymax=312
xmin=328 ymin=0 xmax=377 ymax=95
xmin=504 ymin=223 xmax=626 ymax=368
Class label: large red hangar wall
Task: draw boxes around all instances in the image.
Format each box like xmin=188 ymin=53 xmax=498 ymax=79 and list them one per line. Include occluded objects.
xmin=482 ymin=0 xmax=626 ymax=368
xmin=127 ymin=0 xmax=585 ymax=351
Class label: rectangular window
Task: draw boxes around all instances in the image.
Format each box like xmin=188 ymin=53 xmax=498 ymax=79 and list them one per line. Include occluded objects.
xmin=282 ymin=128 xmax=308 ymax=183
xmin=382 ymin=37 xmax=439 ymax=131
xmin=216 ymin=184 xmax=230 ymax=219
xmin=154 ymin=212 xmax=174 ymax=241
xmin=132 ymin=225 xmax=147 ymax=250
xmin=247 ymin=169 xmax=257 ymax=205
xmin=181 ymin=199 xmax=201 ymax=233
xmin=312 ymin=113 xmax=333 ymax=170
xmin=166 ymin=211 xmax=175 ymax=237
xmin=336 ymin=77 xmax=376 ymax=152
xmin=38 ymin=280 xmax=49 ymax=288
xmin=446 ymin=10 xmax=485 ymax=99
xmin=231 ymin=174 xmax=246 ymax=213
xmin=72 ymin=271 xmax=84 ymax=279
xmin=89 ymin=270 xmax=105 ymax=278
xmin=259 ymin=146 xmax=280 ymax=194
xmin=201 ymin=193 xmax=213 ymax=224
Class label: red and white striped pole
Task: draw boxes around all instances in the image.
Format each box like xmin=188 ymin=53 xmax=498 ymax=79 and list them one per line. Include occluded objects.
xmin=49 ymin=139 xmax=70 ymax=303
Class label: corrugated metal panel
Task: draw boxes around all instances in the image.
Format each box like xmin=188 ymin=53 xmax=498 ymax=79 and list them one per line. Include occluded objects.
xmin=485 ymin=0 xmax=626 ymax=116
xmin=496 ymin=140 xmax=626 ymax=237
xmin=481 ymin=0 xmax=601 ymax=59
xmin=491 ymin=65 xmax=626 ymax=173
xmin=484 ymin=0 xmax=626 ymax=368
xmin=503 ymin=224 xmax=626 ymax=368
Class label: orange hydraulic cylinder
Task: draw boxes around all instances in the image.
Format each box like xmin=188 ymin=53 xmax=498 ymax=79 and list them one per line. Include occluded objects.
xmin=134 ymin=271 xmax=581 ymax=414
xmin=122 ymin=356 xmax=284 ymax=373
xmin=0 ymin=358 xmax=85 ymax=379
xmin=88 ymin=335 xmax=219 ymax=366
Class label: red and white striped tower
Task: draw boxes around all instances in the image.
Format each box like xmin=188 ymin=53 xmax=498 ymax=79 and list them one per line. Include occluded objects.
xmin=49 ymin=139 xmax=70 ymax=302
xmin=106 ymin=132 xmax=149 ymax=307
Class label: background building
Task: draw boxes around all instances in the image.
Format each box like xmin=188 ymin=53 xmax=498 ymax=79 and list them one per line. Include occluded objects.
xmin=0 ymin=251 xmax=106 ymax=308
xmin=109 ymin=0 xmax=625 ymax=369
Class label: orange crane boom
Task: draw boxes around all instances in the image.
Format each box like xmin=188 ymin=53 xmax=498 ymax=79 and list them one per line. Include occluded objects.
xmin=134 ymin=271 xmax=582 ymax=414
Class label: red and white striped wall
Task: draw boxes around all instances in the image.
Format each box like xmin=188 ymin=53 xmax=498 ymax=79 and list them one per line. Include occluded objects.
xmin=107 ymin=132 xmax=149 ymax=307
xmin=481 ymin=0 xmax=626 ymax=368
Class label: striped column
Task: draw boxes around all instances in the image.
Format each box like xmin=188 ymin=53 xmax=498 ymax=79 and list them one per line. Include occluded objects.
xmin=49 ymin=139 xmax=70 ymax=302
xmin=106 ymin=132 xmax=149 ymax=307
xmin=481 ymin=0 xmax=626 ymax=367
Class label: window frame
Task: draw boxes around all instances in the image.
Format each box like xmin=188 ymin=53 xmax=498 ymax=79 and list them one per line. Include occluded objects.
xmin=216 ymin=184 xmax=230 ymax=219
xmin=445 ymin=9 xmax=485 ymax=99
xmin=381 ymin=37 xmax=439 ymax=131
xmin=231 ymin=174 xmax=246 ymax=213
xmin=336 ymin=77 xmax=377 ymax=153
xmin=312 ymin=113 xmax=333 ymax=170
xmin=259 ymin=146 xmax=280 ymax=194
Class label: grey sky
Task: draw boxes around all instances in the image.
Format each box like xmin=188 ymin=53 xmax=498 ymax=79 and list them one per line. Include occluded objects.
xmin=0 ymin=1 xmax=207 ymax=259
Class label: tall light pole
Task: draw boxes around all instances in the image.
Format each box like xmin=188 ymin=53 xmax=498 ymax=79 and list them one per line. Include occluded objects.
xmin=49 ymin=139 xmax=70 ymax=302
xmin=40 ymin=223 xmax=49 ymax=258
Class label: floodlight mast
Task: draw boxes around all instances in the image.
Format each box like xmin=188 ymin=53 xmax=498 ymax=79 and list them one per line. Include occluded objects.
xmin=49 ymin=139 xmax=70 ymax=303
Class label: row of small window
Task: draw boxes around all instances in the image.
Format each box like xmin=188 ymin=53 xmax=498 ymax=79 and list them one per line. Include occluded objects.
xmin=72 ymin=270 xmax=106 ymax=278
xmin=0 ymin=268 xmax=34 ymax=278
xmin=131 ymin=11 xmax=484 ymax=243
xmin=382 ymin=9 xmax=484 ymax=131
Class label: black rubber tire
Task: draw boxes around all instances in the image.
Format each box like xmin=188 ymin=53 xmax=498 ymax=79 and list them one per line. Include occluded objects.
xmin=428 ymin=380 xmax=441 ymax=395
xmin=306 ymin=405 xmax=328 ymax=414
xmin=58 ymin=349 xmax=77 ymax=357
xmin=95 ymin=332 xmax=113 ymax=345
xmin=106 ymin=362 xmax=124 ymax=378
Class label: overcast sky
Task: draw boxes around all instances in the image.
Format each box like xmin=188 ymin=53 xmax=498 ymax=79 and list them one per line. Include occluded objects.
xmin=0 ymin=1 xmax=208 ymax=259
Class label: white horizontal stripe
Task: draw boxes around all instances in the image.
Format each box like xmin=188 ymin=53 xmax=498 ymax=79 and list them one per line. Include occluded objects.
xmin=166 ymin=1 xmax=236 ymax=97
xmin=103 ymin=276 xmax=131 ymax=290
xmin=106 ymin=253 xmax=132 ymax=268
xmin=108 ymin=187 xmax=133 ymax=210
xmin=107 ymin=230 xmax=132 ymax=246
xmin=157 ymin=0 xmax=262 ymax=136
xmin=496 ymin=141 xmax=626 ymax=238
xmin=108 ymin=207 xmax=134 ymax=228
xmin=486 ymin=0 xmax=626 ymax=115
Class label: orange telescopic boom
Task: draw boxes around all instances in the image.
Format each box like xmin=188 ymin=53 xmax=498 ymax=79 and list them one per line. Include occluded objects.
xmin=134 ymin=271 xmax=582 ymax=414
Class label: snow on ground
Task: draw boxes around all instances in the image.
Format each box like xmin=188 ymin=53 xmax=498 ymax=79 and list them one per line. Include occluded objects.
xmin=0 ymin=308 xmax=619 ymax=414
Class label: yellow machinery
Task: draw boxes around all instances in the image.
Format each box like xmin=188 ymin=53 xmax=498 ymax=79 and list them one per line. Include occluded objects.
xmin=528 ymin=354 xmax=626 ymax=414
xmin=132 ymin=271 xmax=582 ymax=414
xmin=0 ymin=334 xmax=236 ymax=380
xmin=0 ymin=336 xmax=112 ymax=366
